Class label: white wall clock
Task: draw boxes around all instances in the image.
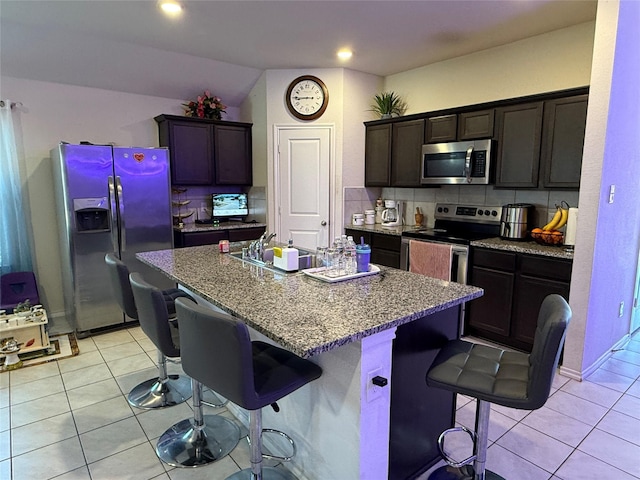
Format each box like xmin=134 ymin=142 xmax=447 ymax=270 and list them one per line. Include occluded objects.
xmin=285 ymin=75 xmax=329 ymax=121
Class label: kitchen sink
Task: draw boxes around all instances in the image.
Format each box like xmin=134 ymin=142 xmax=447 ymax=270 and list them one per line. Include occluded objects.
xmin=228 ymin=247 xmax=316 ymax=273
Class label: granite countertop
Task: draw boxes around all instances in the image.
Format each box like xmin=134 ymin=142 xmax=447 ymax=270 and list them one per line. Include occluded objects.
xmin=346 ymin=224 xmax=574 ymax=260
xmin=345 ymin=223 xmax=417 ymax=236
xmin=137 ymin=245 xmax=482 ymax=358
xmin=471 ymin=237 xmax=574 ymax=260
xmin=176 ymin=221 xmax=267 ymax=233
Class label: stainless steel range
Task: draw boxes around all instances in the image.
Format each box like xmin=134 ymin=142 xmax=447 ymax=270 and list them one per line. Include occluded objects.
xmin=401 ymin=203 xmax=502 ymax=335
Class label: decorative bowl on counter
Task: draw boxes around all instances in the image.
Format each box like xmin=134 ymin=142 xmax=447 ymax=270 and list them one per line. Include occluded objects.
xmin=530 ymin=230 xmax=564 ymax=246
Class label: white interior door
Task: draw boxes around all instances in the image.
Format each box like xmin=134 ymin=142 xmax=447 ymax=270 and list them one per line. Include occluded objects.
xmin=276 ymin=126 xmax=331 ymax=251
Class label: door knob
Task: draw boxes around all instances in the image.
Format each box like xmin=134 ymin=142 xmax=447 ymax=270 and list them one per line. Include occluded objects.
xmin=321 ymin=221 xmax=327 ymax=226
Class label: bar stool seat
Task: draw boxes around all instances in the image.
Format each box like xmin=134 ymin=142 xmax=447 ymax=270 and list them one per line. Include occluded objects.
xmin=105 ymin=253 xmax=194 ymax=409
xmin=426 ymin=294 xmax=571 ymax=480
xmin=175 ymin=297 xmax=322 ymax=480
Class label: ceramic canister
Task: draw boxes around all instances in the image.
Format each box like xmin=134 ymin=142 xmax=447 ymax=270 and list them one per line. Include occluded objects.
xmin=364 ymin=209 xmax=375 ymax=225
xmin=352 ymin=213 xmax=364 ymax=226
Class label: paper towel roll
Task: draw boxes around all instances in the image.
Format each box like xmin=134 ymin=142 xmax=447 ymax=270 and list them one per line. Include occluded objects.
xmin=564 ymin=207 xmax=578 ymax=246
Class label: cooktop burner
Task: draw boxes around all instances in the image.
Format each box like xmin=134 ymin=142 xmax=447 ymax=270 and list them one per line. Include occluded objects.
xmin=403 ymin=203 xmax=503 ymax=245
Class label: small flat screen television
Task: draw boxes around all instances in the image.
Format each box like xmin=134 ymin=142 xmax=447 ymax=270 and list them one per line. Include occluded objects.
xmin=212 ymin=193 xmax=248 ymax=219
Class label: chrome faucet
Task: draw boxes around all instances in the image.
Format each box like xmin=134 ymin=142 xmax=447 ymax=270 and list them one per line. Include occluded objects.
xmin=249 ymin=232 xmax=276 ymax=262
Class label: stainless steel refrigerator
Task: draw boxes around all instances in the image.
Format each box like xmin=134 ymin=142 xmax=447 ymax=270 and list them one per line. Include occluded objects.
xmin=51 ymin=143 xmax=175 ymax=336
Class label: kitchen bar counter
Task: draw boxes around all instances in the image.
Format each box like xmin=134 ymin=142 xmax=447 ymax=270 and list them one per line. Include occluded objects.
xmin=137 ymin=245 xmax=482 ymax=358
xmin=137 ymin=245 xmax=483 ymax=479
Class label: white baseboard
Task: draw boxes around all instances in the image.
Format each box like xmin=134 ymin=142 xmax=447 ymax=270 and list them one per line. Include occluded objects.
xmin=559 ymin=333 xmax=631 ymax=381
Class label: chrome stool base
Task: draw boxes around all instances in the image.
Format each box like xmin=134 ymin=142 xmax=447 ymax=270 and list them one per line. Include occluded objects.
xmin=227 ymin=466 xmax=297 ymax=480
xmin=156 ymin=415 xmax=240 ymax=467
xmin=127 ymin=374 xmax=192 ymax=409
xmin=428 ymin=465 xmax=505 ymax=480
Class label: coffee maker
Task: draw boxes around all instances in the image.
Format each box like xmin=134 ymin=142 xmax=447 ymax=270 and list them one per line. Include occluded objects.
xmin=381 ymin=200 xmax=403 ymax=228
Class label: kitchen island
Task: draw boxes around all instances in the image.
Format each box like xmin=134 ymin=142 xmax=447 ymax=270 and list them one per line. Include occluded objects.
xmin=137 ymin=245 xmax=483 ymax=479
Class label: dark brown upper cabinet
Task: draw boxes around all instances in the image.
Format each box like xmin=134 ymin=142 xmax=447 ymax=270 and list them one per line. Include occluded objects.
xmin=364 ymin=119 xmax=424 ymax=187
xmin=214 ymin=124 xmax=252 ymax=185
xmin=364 ymin=123 xmax=392 ymax=186
xmin=540 ymin=95 xmax=588 ymax=189
xmin=425 ymin=110 xmax=494 ymax=143
xmin=390 ymin=119 xmax=424 ymax=187
xmin=155 ymin=114 xmax=252 ymax=186
xmin=425 ymin=114 xmax=457 ymax=143
xmin=494 ymin=102 xmax=544 ymax=188
xmin=458 ymin=109 xmax=494 ymax=140
xmin=494 ymin=94 xmax=587 ymax=189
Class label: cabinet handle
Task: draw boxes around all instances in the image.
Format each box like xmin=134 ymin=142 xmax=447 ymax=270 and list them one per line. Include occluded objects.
xmin=321 ymin=221 xmax=327 ymax=226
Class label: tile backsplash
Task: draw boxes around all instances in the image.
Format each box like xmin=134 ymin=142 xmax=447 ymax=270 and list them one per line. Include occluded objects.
xmin=344 ymin=186 xmax=579 ymax=230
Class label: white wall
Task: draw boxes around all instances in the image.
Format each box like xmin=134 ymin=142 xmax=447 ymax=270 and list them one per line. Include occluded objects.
xmin=241 ymin=68 xmax=381 ymax=240
xmin=564 ymin=0 xmax=640 ymax=376
xmin=385 ymin=21 xmax=595 ymax=113
xmin=1 ymin=76 xmax=240 ymax=319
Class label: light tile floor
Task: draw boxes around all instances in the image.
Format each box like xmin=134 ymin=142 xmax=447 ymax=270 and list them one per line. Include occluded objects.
xmin=1 ymin=326 xmax=640 ymax=480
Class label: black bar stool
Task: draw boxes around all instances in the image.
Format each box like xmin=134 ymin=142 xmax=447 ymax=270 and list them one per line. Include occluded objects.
xmin=130 ymin=272 xmax=241 ymax=468
xmin=105 ymin=253 xmax=193 ymax=409
xmin=426 ymin=294 xmax=571 ymax=480
xmin=175 ymin=297 xmax=323 ymax=480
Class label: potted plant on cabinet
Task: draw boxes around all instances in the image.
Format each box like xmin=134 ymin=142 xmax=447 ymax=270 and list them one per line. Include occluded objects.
xmin=369 ymin=91 xmax=407 ymax=119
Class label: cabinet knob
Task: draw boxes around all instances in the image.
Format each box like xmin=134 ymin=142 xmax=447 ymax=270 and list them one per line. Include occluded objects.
xmin=321 ymin=221 xmax=327 ymax=226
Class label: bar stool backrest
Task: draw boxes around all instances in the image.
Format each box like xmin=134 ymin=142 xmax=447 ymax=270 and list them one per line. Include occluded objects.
xmin=526 ymin=294 xmax=572 ymax=409
xmin=105 ymin=253 xmax=138 ymax=320
xmin=175 ymin=298 xmax=260 ymax=410
xmin=129 ymin=272 xmax=180 ymax=358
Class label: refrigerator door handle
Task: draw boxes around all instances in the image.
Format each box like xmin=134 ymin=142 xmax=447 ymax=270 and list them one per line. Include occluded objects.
xmin=108 ymin=176 xmax=119 ymax=253
xmin=115 ymin=176 xmax=126 ymax=251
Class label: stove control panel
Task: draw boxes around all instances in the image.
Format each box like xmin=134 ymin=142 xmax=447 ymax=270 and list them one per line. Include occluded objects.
xmin=435 ymin=203 xmax=502 ymax=225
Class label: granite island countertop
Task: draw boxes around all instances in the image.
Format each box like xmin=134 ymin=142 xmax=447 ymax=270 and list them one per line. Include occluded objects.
xmin=137 ymin=245 xmax=483 ymax=358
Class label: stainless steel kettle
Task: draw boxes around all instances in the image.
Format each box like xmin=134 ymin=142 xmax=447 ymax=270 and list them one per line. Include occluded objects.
xmin=500 ymin=203 xmax=534 ymax=239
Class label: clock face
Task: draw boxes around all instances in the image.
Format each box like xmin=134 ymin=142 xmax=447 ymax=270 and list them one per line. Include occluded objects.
xmin=286 ymin=75 xmax=329 ymax=120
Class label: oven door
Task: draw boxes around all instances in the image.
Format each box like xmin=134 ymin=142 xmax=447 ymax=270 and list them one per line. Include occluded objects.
xmin=401 ymin=237 xmax=469 ymax=334
xmin=400 ymin=237 xmax=468 ymax=284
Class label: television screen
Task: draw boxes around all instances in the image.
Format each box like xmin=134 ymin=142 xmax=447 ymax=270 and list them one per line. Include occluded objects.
xmin=212 ymin=193 xmax=248 ymax=218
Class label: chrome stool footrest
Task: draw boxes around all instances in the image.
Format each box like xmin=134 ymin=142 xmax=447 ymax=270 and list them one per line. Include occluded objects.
xmin=437 ymin=425 xmax=477 ymax=468
xmin=247 ymin=428 xmax=296 ymax=464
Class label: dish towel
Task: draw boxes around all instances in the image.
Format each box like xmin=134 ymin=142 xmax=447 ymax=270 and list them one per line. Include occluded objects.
xmin=409 ymin=240 xmax=453 ymax=281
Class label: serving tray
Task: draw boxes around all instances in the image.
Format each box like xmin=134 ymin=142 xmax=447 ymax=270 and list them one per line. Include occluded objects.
xmin=301 ymin=264 xmax=380 ymax=283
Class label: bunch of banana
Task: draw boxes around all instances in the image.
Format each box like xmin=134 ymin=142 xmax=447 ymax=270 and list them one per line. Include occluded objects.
xmin=542 ymin=202 xmax=569 ymax=231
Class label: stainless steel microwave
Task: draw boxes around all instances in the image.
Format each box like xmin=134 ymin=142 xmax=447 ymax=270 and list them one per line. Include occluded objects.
xmin=421 ymin=139 xmax=493 ymax=185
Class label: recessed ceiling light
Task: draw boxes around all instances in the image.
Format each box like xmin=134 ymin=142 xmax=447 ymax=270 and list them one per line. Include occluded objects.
xmin=337 ymin=49 xmax=353 ymax=61
xmin=159 ymin=0 xmax=183 ymax=16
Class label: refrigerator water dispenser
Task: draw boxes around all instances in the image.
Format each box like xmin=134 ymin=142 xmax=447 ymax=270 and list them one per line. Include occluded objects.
xmin=73 ymin=198 xmax=109 ymax=232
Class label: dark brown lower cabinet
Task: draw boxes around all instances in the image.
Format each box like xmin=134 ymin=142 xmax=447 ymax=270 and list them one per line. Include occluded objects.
xmin=467 ymin=247 xmax=572 ymax=352
xmin=345 ymin=229 xmax=401 ymax=269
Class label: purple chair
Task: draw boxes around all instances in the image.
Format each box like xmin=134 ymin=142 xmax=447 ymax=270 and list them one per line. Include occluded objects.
xmin=1 ymin=272 xmax=40 ymax=313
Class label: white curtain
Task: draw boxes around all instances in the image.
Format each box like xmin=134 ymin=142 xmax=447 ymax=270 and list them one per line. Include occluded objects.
xmin=0 ymin=100 xmax=32 ymax=274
